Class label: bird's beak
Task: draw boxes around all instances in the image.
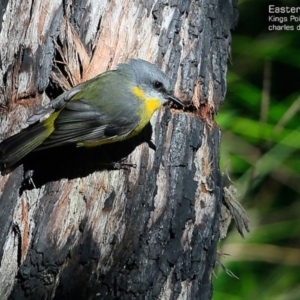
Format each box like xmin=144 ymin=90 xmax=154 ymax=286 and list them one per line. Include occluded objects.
xmin=168 ymin=94 xmax=185 ymax=108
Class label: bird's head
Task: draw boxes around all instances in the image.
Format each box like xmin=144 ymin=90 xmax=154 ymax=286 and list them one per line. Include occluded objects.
xmin=119 ymin=59 xmax=184 ymax=108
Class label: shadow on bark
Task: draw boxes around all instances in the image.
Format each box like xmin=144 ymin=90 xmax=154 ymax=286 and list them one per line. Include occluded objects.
xmin=19 ymin=123 xmax=153 ymax=191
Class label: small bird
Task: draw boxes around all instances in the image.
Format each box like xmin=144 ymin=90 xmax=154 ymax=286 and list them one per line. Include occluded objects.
xmin=0 ymin=59 xmax=184 ymax=171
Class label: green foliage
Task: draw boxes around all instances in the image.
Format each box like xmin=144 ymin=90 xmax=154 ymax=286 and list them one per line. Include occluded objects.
xmin=214 ymin=0 xmax=300 ymax=299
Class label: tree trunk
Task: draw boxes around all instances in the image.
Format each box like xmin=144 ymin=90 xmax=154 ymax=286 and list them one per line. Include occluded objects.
xmin=0 ymin=0 xmax=238 ymax=299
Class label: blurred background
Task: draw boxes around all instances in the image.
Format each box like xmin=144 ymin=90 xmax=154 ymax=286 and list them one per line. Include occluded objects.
xmin=214 ymin=0 xmax=300 ymax=299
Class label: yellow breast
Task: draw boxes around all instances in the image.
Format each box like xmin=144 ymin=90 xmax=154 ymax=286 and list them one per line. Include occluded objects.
xmin=131 ymin=86 xmax=162 ymax=134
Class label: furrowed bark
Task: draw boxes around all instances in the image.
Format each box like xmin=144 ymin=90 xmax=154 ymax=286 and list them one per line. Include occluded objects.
xmin=0 ymin=0 xmax=238 ymax=299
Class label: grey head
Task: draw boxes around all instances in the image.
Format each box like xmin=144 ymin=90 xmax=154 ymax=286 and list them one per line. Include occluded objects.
xmin=118 ymin=59 xmax=184 ymax=107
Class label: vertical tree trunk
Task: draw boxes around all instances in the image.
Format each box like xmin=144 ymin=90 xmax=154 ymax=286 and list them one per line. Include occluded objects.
xmin=0 ymin=0 xmax=238 ymax=299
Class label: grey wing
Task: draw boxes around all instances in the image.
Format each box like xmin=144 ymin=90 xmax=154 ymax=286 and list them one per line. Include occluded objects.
xmin=27 ymin=87 xmax=82 ymax=125
xmin=40 ymin=99 xmax=138 ymax=148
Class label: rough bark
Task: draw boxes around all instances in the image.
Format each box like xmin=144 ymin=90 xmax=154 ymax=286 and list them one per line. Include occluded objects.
xmin=0 ymin=0 xmax=238 ymax=299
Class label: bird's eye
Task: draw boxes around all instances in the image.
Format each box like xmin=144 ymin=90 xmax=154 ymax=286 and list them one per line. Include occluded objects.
xmin=153 ymin=81 xmax=163 ymax=90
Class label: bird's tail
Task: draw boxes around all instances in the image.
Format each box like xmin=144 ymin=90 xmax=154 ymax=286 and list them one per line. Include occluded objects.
xmin=0 ymin=121 xmax=54 ymax=172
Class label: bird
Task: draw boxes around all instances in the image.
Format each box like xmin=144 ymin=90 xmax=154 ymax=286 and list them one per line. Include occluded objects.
xmin=0 ymin=59 xmax=184 ymax=172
